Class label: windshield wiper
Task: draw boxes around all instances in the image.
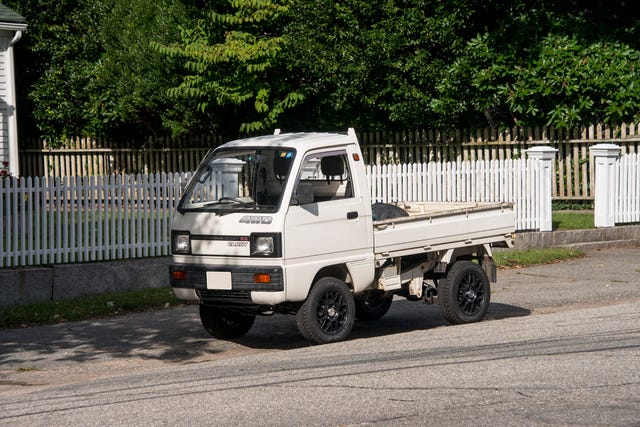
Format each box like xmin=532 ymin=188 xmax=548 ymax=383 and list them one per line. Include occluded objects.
xmin=202 ymin=198 xmax=255 ymax=209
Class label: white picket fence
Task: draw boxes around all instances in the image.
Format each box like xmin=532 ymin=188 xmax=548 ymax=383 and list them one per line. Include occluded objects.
xmin=1 ymin=159 xmax=551 ymax=268
xmin=616 ymin=152 xmax=640 ymax=224
xmin=1 ymin=173 xmax=192 ymax=267
xmin=3 ymin=150 xmax=636 ymax=268
xmin=367 ymin=157 xmax=550 ymax=231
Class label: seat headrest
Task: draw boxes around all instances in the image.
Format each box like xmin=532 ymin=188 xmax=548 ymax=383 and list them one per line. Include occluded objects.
xmin=320 ymin=156 xmax=344 ymax=178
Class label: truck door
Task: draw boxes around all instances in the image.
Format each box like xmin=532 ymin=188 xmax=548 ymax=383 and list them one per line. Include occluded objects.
xmin=284 ymin=149 xmax=373 ymax=299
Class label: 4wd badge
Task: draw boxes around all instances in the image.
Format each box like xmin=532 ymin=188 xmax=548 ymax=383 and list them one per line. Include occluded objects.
xmin=239 ymin=216 xmax=273 ymax=224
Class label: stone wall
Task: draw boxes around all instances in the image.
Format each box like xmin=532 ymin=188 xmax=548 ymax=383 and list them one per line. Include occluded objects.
xmin=0 ymin=257 xmax=171 ymax=307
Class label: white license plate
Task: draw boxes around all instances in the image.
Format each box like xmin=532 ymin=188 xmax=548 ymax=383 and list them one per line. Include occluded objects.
xmin=206 ymin=272 xmax=232 ymax=290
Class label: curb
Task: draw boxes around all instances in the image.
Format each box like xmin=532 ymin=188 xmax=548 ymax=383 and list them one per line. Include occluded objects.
xmin=513 ymin=224 xmax=640 ymax=250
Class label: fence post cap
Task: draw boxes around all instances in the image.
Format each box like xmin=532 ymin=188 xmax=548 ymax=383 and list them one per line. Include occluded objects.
xmin=590 ymin=144 xmax=621 ymax=157
xmin=525 ymin=145 xmax=558 ymax=160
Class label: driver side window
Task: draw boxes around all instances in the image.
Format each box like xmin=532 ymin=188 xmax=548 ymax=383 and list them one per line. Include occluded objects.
xmin=291 ymin=152 xmax=354 ymax=205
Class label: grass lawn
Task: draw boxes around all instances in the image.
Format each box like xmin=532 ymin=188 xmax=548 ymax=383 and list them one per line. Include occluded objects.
xmin=552 ymin=211 xmax=595 ymax=230
xmin=0 ymin=287 xmax=188 ymax=329
xmin=493 ymin=247 xmax=585 ymax=269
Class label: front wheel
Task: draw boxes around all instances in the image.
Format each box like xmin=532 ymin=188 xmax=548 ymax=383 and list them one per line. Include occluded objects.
xmin=296 ymin=277 xmax=356 ymax=344
xmin=437 ymin=261 xmax=490 ymax=324
xmin=199 ymin=305 xmax=255 ymax=339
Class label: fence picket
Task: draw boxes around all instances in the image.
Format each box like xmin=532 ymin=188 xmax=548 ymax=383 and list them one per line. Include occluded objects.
xmin=616 ymin=153 xmax=640 ymax=224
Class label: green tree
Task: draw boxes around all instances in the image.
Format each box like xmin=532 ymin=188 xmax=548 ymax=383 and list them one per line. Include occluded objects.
xmin=283 ymin=0 xmax=512 ymax=130
xmin=432 ymin=1 xmax=640 ymax=129
xmin=8 ymin=0 xmax=640 ymax=142
xmin=282 ymin=0 xmax=395 ymax=130
xmin=6 ymin=0 xmax=104 ymax=143
xmin=157 ymin=0 xmax=304 ymax=136
xmin=88 ymin=0 xmax=195 ymax=139
xmin=7 ymin=0 xmax=197 ymax=144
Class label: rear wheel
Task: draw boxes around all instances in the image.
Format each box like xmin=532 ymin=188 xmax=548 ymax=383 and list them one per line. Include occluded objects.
xmin=296 ymin=277 xmax=355 ymax=344
xmin=199 ymin=305 xmax=255 ymax=339
xmin=355 ymin=291 xmax=393 ymax=320
xmin=437 ymin=261 xmax=490 ymax=324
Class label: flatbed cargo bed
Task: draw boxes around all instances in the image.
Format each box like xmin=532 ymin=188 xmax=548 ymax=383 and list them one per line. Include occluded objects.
xmin=373 ymin=201 xmax=515 ymax=260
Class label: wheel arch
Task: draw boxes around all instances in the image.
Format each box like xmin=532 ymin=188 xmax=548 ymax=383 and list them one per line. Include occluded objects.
xmin=435 ymin=245 xmax=496 ymax=282
xmin=311 ymin=264 xmax=352 ymax=290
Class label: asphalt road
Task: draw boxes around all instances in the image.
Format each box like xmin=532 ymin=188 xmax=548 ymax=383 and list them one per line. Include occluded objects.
xmin=1 ymin=246 xmax=639 ymax=426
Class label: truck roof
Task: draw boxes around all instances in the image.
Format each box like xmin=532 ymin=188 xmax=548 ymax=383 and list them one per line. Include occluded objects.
xmin=218 ymin=131 xmax=358 ymax=153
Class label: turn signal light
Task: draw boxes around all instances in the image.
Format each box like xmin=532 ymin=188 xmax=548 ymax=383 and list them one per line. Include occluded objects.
xmin=254 ymin=273 xmax=271 ymax=284
xmin=172 ymin=271 xmax=187 ymax=281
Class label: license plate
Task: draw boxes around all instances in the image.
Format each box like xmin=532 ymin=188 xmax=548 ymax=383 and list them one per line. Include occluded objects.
xmin=206 ymin=272 xmax=232 ymax=290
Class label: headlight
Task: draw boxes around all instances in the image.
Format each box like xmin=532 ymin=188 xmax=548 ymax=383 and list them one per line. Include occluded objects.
xmin=172 ymin=231 xmax=191 ymax=254
xmin=253 ymin=236 xmax=274 ymax=255
xmin=250 ymin=233 xmax=281 ymax=257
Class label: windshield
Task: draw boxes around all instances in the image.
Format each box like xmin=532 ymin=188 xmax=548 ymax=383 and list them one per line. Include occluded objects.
xmin=178 ymin=147 xmax=295 ymax=214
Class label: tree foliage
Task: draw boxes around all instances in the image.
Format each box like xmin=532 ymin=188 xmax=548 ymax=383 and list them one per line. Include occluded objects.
xmin=5 ymin=0 xmax=640 ymax=142
xmin=155 ymin=0 xmax=304 ymax=136
xmin=433 ymin=1 xmax=640 ymax=129
xmin=87 ymin=0 xmax=194 ymax=138
xmin=6 ymin=0 xmax=193 ymax=144
xmin=283 ymin=1 xmax=474 ymax=130
xmin=163 ymin=0 xmax=640 ymax=132
xmin=6 ymin=0 xmax=103 ymax=142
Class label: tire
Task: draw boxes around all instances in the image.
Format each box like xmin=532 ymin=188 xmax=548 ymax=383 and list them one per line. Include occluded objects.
xmin=296 ymin=277 xmax=356 ymax=344
xmin=199 ymin=305 xmax=255 ymax=339
xmin=437 ymin=261 xmax=490 ymax=324
xmin=355 ymin=291 xmax=393 ymax=321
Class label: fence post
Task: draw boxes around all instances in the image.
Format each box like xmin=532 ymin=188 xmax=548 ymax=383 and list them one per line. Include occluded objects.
xmin=590 ymin=144 xmax=621 ymax=228
xmin=212 ymin=158 xmax=245 ymax=198
xmin=525 ymin=146 xmax=558 ymax=232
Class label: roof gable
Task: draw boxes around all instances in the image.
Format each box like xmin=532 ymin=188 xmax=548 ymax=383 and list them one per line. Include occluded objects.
xmin=0 ymin=3 xmax=26 ymax=26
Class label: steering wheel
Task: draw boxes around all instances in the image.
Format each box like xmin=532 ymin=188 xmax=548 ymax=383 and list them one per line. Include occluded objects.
xmin=218 ymin=197 xmax=244 ymax=204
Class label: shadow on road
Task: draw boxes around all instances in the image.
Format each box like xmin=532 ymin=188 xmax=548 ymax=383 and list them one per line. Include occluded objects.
xmin=234 ymin=300 xmax=531 ymax=350
xmin=0 ymin=300 xmax=531 ymax=367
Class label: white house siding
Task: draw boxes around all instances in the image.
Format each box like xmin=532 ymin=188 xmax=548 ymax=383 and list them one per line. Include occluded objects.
xmin=0 ymin=31 xmax=8 ymax=170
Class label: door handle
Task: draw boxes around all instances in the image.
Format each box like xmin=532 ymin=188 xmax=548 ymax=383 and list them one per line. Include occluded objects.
xmin=347 ymin=211 xmax=358 ymax=219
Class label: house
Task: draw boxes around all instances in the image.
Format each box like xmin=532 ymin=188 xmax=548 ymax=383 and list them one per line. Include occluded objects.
xmin=0 ymin=3 xmax=26 ymax=177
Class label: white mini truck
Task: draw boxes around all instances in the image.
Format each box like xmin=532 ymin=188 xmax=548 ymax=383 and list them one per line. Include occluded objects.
xmin=170 ymin=129 xmax=515 ymax=344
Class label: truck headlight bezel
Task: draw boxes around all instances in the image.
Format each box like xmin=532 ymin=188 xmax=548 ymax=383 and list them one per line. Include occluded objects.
xmin=172 ymin=230 xmax=192 ymax=254
xmin=250 ymin=233 xmax=282 ymax=257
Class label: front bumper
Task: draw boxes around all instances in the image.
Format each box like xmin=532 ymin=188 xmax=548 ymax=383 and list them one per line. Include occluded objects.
xmin=170 ymin=263 xmax=284 ymax=306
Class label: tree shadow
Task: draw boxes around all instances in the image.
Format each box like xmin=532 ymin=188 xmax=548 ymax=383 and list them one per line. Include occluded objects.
xmin=0 ymin=301 xmax=531 ymax=368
